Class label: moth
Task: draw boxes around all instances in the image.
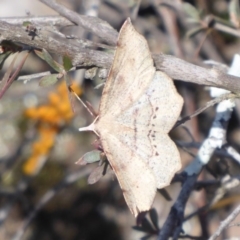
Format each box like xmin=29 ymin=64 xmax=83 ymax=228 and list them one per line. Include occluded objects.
xmin=79 ymin=18 xmax=183 ymax=217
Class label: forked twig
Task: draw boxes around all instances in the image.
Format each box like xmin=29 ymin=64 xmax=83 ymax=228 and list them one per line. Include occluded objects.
xmin=209 ymin=204 xmax=240 ymax=240
xmin=175 ymin=92 xmax=238 ymax=128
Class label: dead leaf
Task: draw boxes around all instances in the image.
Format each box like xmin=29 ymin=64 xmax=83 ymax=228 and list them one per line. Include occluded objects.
xmin=75 ymin=150 xmax=101 ymax=165
xmin=87 ymin=160 xmax=109 ymax=185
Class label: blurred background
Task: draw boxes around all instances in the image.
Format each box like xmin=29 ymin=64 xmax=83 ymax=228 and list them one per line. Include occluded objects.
xmin=1 ymin=0 xmax=240 ymax=239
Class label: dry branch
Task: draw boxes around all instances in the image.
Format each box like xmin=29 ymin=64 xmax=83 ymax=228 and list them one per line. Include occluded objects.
xmin=1 ymin=17 xmax=240 ymax=94
xmin=39 ymin=0 xmax=118 ymax=45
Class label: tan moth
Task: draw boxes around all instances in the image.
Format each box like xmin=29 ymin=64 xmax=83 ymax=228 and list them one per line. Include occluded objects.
xmin=79 ymin=18 xmax=183 ymax=217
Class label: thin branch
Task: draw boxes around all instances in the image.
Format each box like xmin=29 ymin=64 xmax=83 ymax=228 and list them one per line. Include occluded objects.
xmin=154 ymin=54 xmax=240 ymax=94
xmin=1 ymin=15 xmax=72 ymax=28
xmin=1 ymin=20 xmax=240 ymax=93
xmin=157 ymin=54 xmax=239 ymax=240
xmin=175 ymin=92 xmax=238 ymax=128
xmin=208 ymin=204 xmax=240 ymax=240
xmin=17 ymin=71 xmax=52 ymax=83
xmin=0 ymin=20 xmax=113 ymax=66
xmin=214 ymin=22 xmax=240 ymax=38
xmin=12 ymin=167 xmax=92 ymax=240
xmin=39 ymin=0 xmax=118 ymax=45
xmin=225 ymin=145 xmax=240 ymax=165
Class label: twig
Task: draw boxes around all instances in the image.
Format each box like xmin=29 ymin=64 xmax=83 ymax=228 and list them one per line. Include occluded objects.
xmin=215 ymin=22 xmax=240 ymax=38
xmin=175 ymin=92 xmax=239 ymax=128
xmin=39 ymin=0 xmax=118 ymax=45
xmin=225 ymin=145 xmax=240 ymax=165
xmin=152 ymin=0 xmax=184 ymax=58
xmin=0 ymin=51 xmax=30 ymax=99
xmin=12 ymin=167 xmax=92 ymax=240
xmin=154 ymin=54 xmax=240 ymax=94
xmin=17 ymin=71 xmax=52 ymax=83
xmin=157 ymin=54 xmax=239 ymax=240
xmin=1 ymin=19 xmax=240 ymax=93
xmin=208 ymin=204 xmax=240 ymax=240
xmin=1 ymin=15 xmax=72 ymax=27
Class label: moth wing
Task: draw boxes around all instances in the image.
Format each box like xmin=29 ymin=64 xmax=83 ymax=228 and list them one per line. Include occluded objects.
xmin=112 ymin=126 xmax=181 ymax=189
xmin=142 ymin=133 xmax=181 ymax=188
xmin=113 ymin=71 xmax=183 ymax=188
xmin=99 ymin=18 xmax=155 ymax=118
xmin=99 ymin=131 xmax=157 ymax=217
xmin=115 ymin=71 xmax=183 ymax=133
xmin=148 ymin=71 xmax=183 ymax=133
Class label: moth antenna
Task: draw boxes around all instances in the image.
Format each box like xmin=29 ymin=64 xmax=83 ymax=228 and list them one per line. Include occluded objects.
xmin=69 ymin=86 xmax=95 ymax=117
xmin=86 ymin=101 xmax=98 ymax=117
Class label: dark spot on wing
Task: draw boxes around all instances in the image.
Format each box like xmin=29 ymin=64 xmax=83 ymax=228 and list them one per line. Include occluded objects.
xmin=155 ymin=152 xmax=159 ymax=156
xmin=147 ymin=130 xmax=152 ymax=137
xmin=155 ymin=107 xmax=159 ymax=111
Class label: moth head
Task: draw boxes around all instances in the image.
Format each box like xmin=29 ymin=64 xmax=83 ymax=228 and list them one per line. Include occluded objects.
xmin=79 ymin=116 xmax=99 ymax=137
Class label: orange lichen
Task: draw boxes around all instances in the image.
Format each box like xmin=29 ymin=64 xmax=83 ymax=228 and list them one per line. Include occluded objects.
xmin=23 ymin=81 xmax=81 ymax=176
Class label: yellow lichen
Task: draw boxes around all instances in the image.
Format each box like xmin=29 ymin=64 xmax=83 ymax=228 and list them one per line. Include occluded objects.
xmin=23 ymin=80 xmax=81 ymax=175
